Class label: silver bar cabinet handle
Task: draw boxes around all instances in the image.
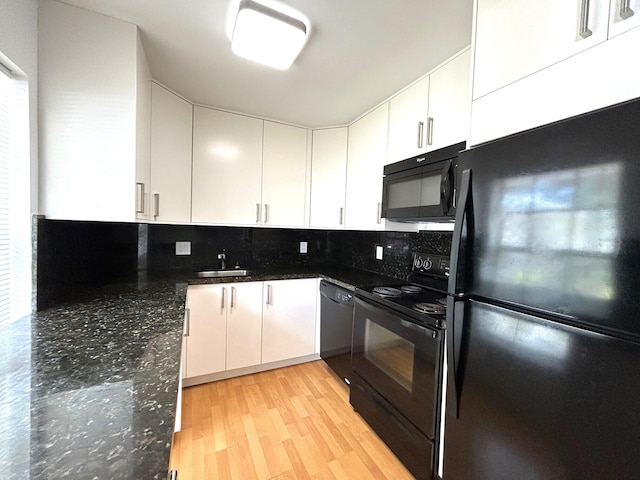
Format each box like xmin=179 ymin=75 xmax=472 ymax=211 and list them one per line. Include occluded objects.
xmin=427 ymin=117 xmax=434 ymax=146
xmin=136 ymin=182 xmax=145 ymax=213
xmin=579 ymin=0 xmax=593 ymax=38
xmin=266 ymin=284 xmax=273 ymax=305
xmin=221 ymin=287 xmax=226 ymax=309
xmin=153 ymin=193 xmax=160 ymax=219
xmin=417 ymin=121 xmax=424 ymax=149
xmin=231 ymin=286 xmax=236 ymax=309
xmin=264 ymin=204 xmax=269 ymax=223
xmin=339 ymin=207 xmax=344 ymax=225
xmin=256 ymin=203 xmax=261 ymax=224
xmin=621 ymin=0 xmax=634 ymax=19
xmin=377 ymin=202 xmax=382 ymax=224
xmin=184 ymin=308 xmax=190 ymax=337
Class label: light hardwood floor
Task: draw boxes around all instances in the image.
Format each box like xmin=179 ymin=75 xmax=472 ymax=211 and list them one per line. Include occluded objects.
xmin=169 ymin=360 xmax=414 ymax=479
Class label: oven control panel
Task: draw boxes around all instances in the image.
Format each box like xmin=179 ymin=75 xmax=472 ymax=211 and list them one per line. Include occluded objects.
xmin=413 ymin=253 xmax=450 ymax=278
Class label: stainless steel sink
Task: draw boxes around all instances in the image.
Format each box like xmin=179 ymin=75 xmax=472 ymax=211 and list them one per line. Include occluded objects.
xmin=195 ymin=269 xmax=252 ymax=278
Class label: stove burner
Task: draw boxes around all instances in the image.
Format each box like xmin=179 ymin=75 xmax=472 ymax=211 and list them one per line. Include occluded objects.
xmin=436 ymin=298 xmax=447 ymax=306
xmin=400 ymin=285 xmax=422 ymax=294
xmin=372 ymin=286 xmax=403 ymax=297
xmin=413 ymin=302 xmax=446 ymax=314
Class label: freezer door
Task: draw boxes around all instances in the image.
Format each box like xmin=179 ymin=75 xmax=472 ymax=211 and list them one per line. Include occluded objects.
xmin=442 ymin=299 xmax=640 ymax=480
xmin=456 ymin=97 xmax=640 ymax=337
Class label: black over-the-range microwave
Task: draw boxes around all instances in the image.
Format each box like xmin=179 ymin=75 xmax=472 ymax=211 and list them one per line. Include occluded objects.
xmin=381 ymin=141 xmax=466 ymax=222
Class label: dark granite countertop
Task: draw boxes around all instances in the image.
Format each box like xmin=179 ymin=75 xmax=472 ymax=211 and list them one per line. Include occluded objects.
xmin=0 ymin=267 xmax=400 ymax=479
xmin=187 ymin=266 xmax=404 ymax=291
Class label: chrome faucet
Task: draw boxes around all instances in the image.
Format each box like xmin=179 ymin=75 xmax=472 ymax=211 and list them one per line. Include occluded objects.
xmin=217 ymin=248 xmax=226 ymax=270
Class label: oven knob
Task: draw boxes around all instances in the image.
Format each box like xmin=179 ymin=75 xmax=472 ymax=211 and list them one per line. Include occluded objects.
xmin=424 ymin=259 xmax=433 ymax=270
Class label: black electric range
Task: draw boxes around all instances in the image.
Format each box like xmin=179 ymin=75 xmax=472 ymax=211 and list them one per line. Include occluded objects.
xmin=355 ymin=253 xmax=450 ymax=329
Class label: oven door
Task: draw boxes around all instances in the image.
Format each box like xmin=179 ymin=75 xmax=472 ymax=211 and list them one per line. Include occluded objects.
xmin=381 ymin=159 xmax=454 ymax=220
xmin=351 ymin=296 xmax=443 ymax=438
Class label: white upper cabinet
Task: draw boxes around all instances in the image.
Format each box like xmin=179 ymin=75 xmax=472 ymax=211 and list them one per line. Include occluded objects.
xmin=345 ymin=103 xmax=389 ymax=230
xmin=262 ymin=121 xmax=309 ymax=227
xmin=149 ymin=83 xmax=193 ymax=223
xmin=387 ymin=76 xmax=430 ymax=162
xmin=387 ymin=49 xmax=471 ymax=161
xmin=470 ymin=0 xmax=640 ymax=145
xmin=310 ymin=128 xmax=348 ymax=228
xmin=427 ymin=49 xmax=471 ymax=151
xmin=192 ymin=106 xmax=263 ymax=225
xmin=609 ymin=0 xmax=640 ymax=37
xmin=473 ymin=0 xmax=609 ymax=100
xmin=135 ymin=33 xmax=151 ymax=221
xmin=39 ymin=0 xmax=147 ymax=222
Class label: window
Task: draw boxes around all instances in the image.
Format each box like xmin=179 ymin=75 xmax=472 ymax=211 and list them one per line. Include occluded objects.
xmin=0 ymin=61 xmax=31 ymax=328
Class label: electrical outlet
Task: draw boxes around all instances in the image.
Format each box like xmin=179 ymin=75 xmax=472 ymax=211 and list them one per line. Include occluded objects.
xmin=175 ymin=241 xmax=191 ymax=256
xmin=376 ymin=245 xmax=383 ymax=260
xmin=299 ymin=241 xmax=308 ymax=254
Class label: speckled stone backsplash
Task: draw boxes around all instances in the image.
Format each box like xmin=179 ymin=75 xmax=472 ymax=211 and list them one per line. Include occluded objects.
xmin=36 ymin=219 xmax=139 ymax=310
xmin=36 ymin=218 xmax=452 ymax=308
xmin=327 ymin=230 xmax=452 ymax=280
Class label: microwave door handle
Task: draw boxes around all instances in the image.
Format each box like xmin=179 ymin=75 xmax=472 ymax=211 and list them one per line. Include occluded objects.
xmin=439 ymin=159 xmax=454 ymax=215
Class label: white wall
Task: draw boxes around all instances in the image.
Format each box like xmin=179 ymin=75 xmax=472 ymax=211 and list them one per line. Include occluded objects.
xmin=0 ymin=0 xmax=38 ymax=214
xmin=38 ymin=0 xmax=138 ymax=222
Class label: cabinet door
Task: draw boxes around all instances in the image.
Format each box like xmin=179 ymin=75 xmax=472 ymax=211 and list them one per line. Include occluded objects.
xmin=469 ymin=25 xmax=640 ymax=145
xmin=192 ymin=107 xmax=263 ymax=225
xmin=609 ymin=0 xmax=640 ymax=38
xmin=473 ymin=0 xmax=609 ymax=99
xmin=345 ymin=103 xmax=388 ymax=230
xmin=262 ymin=279 xmax=318 ymax=364
xmin=135 ymin=35 xmax=151 ymax=221
xmin=184 ymin=285 xmax=227 ymax=378
xmin=427 ymin=49 xmax=471 ymax=151
xmin=310 ymin=128 xmax=348 ymax=228
xmin=150 ymin=83 xmax=193 ymax=223
xmin=262 ymin=121 xmax=308 ymax=227
xmin=387 ymin=75 xmax=430 ymax=162
xmin=226 ymin=282 xmax=264 ymax=370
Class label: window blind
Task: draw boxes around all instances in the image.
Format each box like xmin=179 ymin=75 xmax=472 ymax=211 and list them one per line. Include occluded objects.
xmin=0 ymin=67 xmax=11 ymax=327
xmin=0 ymin=62 xmax=31 ymax=328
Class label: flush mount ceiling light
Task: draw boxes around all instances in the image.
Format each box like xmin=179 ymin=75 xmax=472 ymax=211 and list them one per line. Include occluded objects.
xmin=231 ymin=0 xmax=308 ymax=70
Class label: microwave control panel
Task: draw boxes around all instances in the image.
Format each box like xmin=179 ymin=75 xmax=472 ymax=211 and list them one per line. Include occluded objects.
xmin=413 ymin=253 xmax=450 ymax=278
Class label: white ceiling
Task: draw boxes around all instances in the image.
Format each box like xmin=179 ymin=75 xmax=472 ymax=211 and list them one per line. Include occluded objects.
xmin=57 ymin=0 xmax=473 ymax=128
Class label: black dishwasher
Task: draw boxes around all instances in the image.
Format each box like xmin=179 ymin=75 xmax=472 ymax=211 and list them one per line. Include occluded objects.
xmin=319 ymin=280 xmax=354 ymax=386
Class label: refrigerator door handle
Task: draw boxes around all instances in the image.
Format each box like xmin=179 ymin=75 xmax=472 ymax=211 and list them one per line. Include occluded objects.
xmin=448 ymin=168 xmax=471 ymax=295
xmin=446 ymin=296 xmax=463 ymax=418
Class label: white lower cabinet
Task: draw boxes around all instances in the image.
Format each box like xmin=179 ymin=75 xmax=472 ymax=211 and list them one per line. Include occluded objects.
xmin=225 ymin=282 xmax=264 ymax=370
xmin=183 ymin=278 xmax=318 ymax=384
xmin=184 ymin=284 xmax=227 ymax=379
xmin=262 ymin=278 xmax=318 ymax=364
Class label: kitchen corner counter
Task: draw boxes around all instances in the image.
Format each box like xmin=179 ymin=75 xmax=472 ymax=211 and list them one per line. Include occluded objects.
xmin=0 ymin=276 xmax=187 ymax=480
xmin=187 ymin=266 xmax=404 ymax=292
xmin=0 ymin=267 xmax=401 ymax=479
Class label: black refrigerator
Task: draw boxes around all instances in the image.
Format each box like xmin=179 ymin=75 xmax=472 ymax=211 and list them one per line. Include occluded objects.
xmin=441 ymin=97 xmax=640 ymax=479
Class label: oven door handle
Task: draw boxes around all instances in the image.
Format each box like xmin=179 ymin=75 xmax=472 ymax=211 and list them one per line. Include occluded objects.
xmin=354 ymin=296 xmax=440 ymax=340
